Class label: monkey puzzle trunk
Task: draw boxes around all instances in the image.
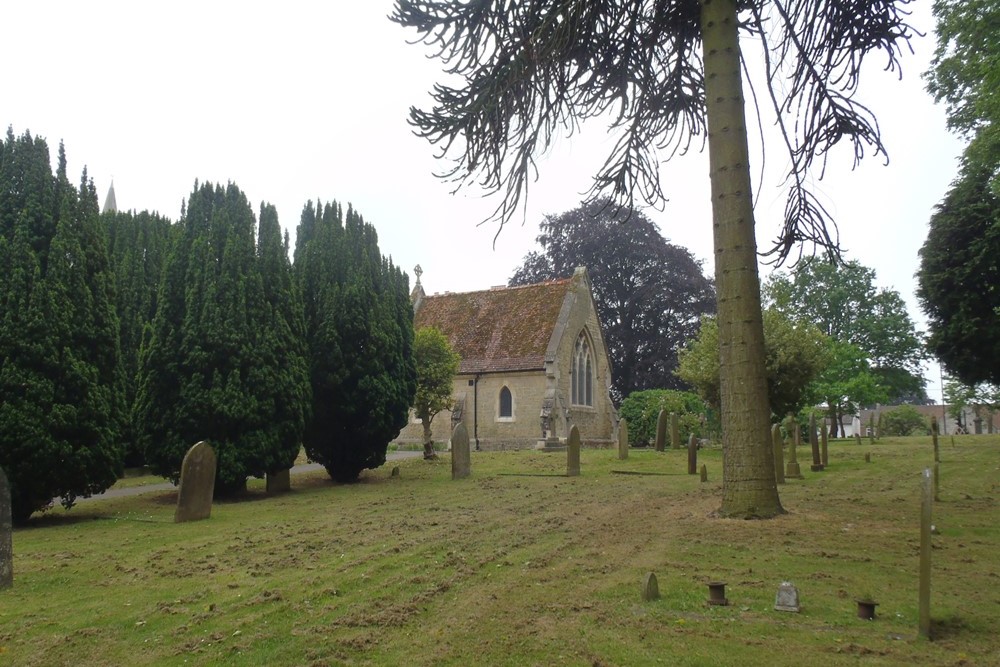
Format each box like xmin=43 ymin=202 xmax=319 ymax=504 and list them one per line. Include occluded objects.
xmin=700 ymin=0 xmax=784 ymax=518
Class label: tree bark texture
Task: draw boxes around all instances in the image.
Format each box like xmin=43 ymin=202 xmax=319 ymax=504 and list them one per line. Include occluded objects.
xmin=700 ymin=0 xmax=784 ymax=518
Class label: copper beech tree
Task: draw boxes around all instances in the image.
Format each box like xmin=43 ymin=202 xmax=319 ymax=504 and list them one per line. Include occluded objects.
xmin=393 ymin=0 xmax=915 ymax=518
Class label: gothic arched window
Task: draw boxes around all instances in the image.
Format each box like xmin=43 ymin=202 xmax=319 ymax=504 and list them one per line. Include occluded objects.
xmin=499 ymin=386 xmax=513 ymax=418
xmin=571 ymin=333 xmax=594 ymax=406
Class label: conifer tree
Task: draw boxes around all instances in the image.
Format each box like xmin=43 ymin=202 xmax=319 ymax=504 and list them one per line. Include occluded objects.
xmin=0 ymin=130 xmax=122 ymax=522
xmin=295 ymin=201 xmax=416 ymax=482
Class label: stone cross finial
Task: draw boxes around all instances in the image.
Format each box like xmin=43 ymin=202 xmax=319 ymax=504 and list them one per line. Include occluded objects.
xmin=414 ymin=264 xmax=423 ymax=286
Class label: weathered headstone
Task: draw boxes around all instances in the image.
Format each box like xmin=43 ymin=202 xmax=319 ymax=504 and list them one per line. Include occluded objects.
xmin=266 ymin=468 xmax=291 ymax=494
xmin=919 ymin=468 xmax=933 ymax=639
xmin=820 ymin=423 xmax=829 ymax=468
xmin=771 ymin=424 xmax=785 ymax=484
xmin=391 ymin=466 xmax=400 ymax=477
xmin=854 ymin=432 xmax=863 ymax=446
xmin=618 ymin=418 xmax=629 ymax=461
xmin=809 ymin=413 xmax=823 ymax=472
xmin=699 ymin=464 xmax=708 ymax=483
xmin=655 ymin=409 xmax=667 ymax=452
xmin=0 ymin=466 xmax=12 ymax=589
xmin=687 ymin=433 xmax=698 ymax=475
xmin=641 ymin=572 xmax=660 ymax=601
xmin=670 ymin=412 xmax=681 ymax=450
xmin=566 ymin=425 xmax=581 ymax=477
xmin=786 ymin=419 xmax=803 ymax=479
xmin=175 ymin=441 xmax=217 ymax=523
xmin=451 ymin=422 xmax=471 ymax=480
xmin=774 ymin=582 xmax=801 ymax=612
xmin=931 ymin=416 xmax=940 ymax=463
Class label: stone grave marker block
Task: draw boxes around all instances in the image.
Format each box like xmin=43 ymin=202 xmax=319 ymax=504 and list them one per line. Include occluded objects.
xmin=641 ymin=572 xmax=660 ymax=601
xmin=919 ymin=468 xmax=932 ymax=638
xmin=566 ymin=425 xmax=581 ymax=477
xmin=809 ymin=413 xmax=823 ymax=472
xmin=820 ymin=423 xmax=829 ymax=468
xmin=0 ymin=466 xmax=11 ymax=589
xmin=670 ymin=412 xmax=681 ymax=450
xmin=771 ymin=424 xmax=785 ymax=484
xmin=774 ymin=582 xmax=801 ymax=612
xmin=700 ymin=464 xmax=708 ymax=483
xmin=655 ymin=410 xmax=667 ymax=452
xmin=451 ymin=423 xmax=471 ymax=480
xmin=175 ymin=441 xmax=217 ymax=523
xmin=687 ymin=434 xmax=698 ymax=475
xmin=266 ymin=468 xmax=291 ymax=494
xmin=618 ymin=418 xmax=629 ymax=461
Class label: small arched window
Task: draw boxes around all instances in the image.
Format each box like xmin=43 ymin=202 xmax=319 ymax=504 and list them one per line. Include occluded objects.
xmin=499 ymin=386 xmax=513 ymax=418
xmin=571 ymin=333 xmax=594 ymax=406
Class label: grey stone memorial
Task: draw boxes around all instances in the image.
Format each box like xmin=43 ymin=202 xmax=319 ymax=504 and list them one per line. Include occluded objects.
xmin=266 ymin=468 xmax=291 ymax=494
xmin=641 ymin=572 xmax=660 ymax=601
xmin=687 ymin=433 xmax=698 ymax=475
xmin=774 ymin=582 xmax=800 ymax=612
xmin=0 ymin=466 xmax=11 ymax=589
xmin=451 ymin=422 xmax=471 ymax=480
xmin=809 ymin=413 xmax=823 ymax=472
xmin=175 ymin=441 xmax=217 ymax=523
xmin=785 ymin=419 xmax=803 ymax=479
xmin=919 ymin=468 xmax=932 ymax=639
xmin=566 ymin=425 xmax=581 ymax=477
xmin=618 ymin=418 xmax=629 ymax=461
xmin=655 ymin=410 xmax=667 ymax=452
xmin=771 ymin=424 xmax=785 ymax=484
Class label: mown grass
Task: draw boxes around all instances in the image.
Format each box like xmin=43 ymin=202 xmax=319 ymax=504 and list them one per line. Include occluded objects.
xmin=2 ymin=436 xmax=997 ymax=666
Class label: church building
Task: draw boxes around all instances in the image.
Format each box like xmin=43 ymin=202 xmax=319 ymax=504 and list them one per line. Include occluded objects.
xmin=396 ymin=267 xmax=618 ymax=450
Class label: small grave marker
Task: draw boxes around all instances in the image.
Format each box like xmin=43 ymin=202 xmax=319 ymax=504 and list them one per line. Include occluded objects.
xmin=865 ymin=452 xmax=871 ymax=463
xmin=451 ymin=423 xmax=471 ymax=480
xmin=771 ymin=424 xmax=785 ymax=484
xmin=700 ymin=464 xmax=708 ymax=483
xmin=774 ymin=582 xmax=800 ymax=612
xmin=175 ymin=441 xmax=217 ymax=523
xmin=618 ymin=418 xmax=629 ymax=461
xmin=566 ymin=425 xmax=581 ymax=477
xmin=266 ymin=468 xmax=290 ymax=494
xmin=0 ymin=466 xmax=12 ymax=589
xmin=641 ymin=572 xmax=660 ymax=601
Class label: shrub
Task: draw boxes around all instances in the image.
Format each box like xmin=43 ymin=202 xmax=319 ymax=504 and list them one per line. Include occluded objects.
xmin=879 ymin=405 xmax=931 ymax=436
xmin=619 ymin=389 xmax=707 ymax=447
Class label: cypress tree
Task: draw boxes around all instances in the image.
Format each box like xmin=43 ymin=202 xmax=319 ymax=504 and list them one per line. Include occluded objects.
xmin=295 ymin=202 xmax=416 ymax=482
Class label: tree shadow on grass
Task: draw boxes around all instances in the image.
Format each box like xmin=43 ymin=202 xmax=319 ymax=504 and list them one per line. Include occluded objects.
xmin=930 ymin=614 xmax=975 ymax=641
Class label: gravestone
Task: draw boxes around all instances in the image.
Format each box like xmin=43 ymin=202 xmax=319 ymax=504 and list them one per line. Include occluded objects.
xmin=655 ymin=410 xmax=667 ymax=452
xmin=566 ymin=425 xmax=581 ymax=477
xmin=670 ymin=412 xmax=681 ymax=450
xmin=391 ymin=466 xmax=400 ymax=477
xmin=774 ymin=582 xmax=800 ymax=612
xmin=854 ymin=432 xmax=862 ymax=446
xmin=687 ymin=434 xmax=698 ymax=475
xmin=266 ymin=468 xmax=291 ymax=494
xmin=618 ymin=418 xmax=629 ymax=460
xmin=919 ymin=468 xmax=932 ymax=639
xmin=700 ymin=464 xmax=708 ymax=483
xmin=931 ymin=416 xmax=940 ymax=463
xmin=820 ymin=424 xmax=829 ymax=468
xmin=865 ymin=452 xmax=871 ymax=463
xmin=175 ymin=441 xmax=217 ymax=523
xmin=451 ymin=422 xmax=471 ymax=480
xmin=641 ymin=572 xmax=660 ymax=601
xmin=785 ymin=419 xmax=803 ymax=479
xmin=0 ymin=466 xmax=12 ymax=589
xmin=809 ymin=413 xmax=823 ymax=472
xmin=771 ymin=424 xmax=785 ymax=484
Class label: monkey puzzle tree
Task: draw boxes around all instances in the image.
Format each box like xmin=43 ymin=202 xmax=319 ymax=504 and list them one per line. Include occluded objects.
xmin=392 ymin=0 xmax=915 ymax=518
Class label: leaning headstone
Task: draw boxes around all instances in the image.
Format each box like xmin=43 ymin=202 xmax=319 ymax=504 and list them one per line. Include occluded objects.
xmin=687 ymin=434 xmax=698 ymax=475
xmin=566 ymin=425 xmax=581 ymax=477
xmin=641 ymin=572 xmax=660 ymax=601
xmin=786 ymin=419 xmax=803 ymax=479
xmin=809 ymin=413 xmax=823 ymax=472
xmin=820 ymin=424 xmax=829 ymax=468
xmin=655 ymin=410 xmax=667 ymax=452
xmin=774 ymin=582 xmax=801 ymax=612
xmin=175 ymin=441 xmax=217 ymax=523
xmin=0 ymin=466 xmax=12 ymax=589
xmin=931 ymin=416 xmax=940 ymax=463
xmin=451 ymin=422 xmax=471 ymax=480
xmin=771 ymin=424 xmax=785 ymax=484
xmin=266 ymin=468 xmax=290 ymax=494
xmin=919 ymin=468 xmax=933 ymax=639
xmin=618 ymin=418 xmax=629 ymax=461
xmin=670 ymin=412 xmax=681 ymax=450
xmin=700 ymin=464 xmax=708 ymax=483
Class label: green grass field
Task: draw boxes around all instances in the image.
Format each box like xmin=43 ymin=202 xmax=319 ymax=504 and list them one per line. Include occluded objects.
xmin=2 ymin=436 xmax=997 ymax=666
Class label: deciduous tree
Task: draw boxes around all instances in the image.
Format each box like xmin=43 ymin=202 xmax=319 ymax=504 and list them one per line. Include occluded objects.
xmin=412 ymin=327 xmax=460 ymax=459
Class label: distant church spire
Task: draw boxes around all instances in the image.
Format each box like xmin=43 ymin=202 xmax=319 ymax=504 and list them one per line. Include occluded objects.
xmin=102 ymin=180 xmax=117 ymax=214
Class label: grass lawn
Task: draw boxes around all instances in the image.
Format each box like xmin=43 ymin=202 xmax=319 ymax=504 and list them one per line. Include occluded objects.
xmin=2 ymin=436 xmax=997 ymax=666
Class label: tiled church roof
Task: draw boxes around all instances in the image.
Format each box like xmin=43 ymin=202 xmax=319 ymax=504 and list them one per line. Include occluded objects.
xmin=414 ymin=278 xmax=572 ymax=374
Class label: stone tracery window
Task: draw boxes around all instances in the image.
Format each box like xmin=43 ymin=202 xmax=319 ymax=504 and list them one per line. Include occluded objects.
xmin=571 ymin=332 xmax=594 ymax=406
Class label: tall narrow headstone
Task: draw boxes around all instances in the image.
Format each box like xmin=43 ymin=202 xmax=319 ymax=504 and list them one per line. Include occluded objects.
xmin=687 ymin=433 xmax=698 ymax=475
xmin=0 ymin=466 xmax=12 ymax=589
xmin=451 ymin=423 xmax=471 ymax=480
xmin=566 ymin=425 xmax=581 ymax=477
xmin=809 ymin=413 xmax=823 ymax=472
xmin=618 ymin=418 xmax=629 ymax=461
xmin=919 ymin=468 xmax=933 ymax=639
xmin=175 ymin=441 xmax=217 ymax=523
xmin=654 ymin=410 xmax=667 ymax=452
xmin=266 ymin=468 xmax=291 ymax=494
xmin=771 ymin=424 xmax=785 ymax=484
xmin=786 ymin=419 xmax=803 ymax=479
xmin=820 ymin=423 xmax=829 ymax=468
xmin=670 ymin=412 xmax=681 ymax=450
xmin=700 ymin=464 xmax=708 ymax=483
xmin=931 ymin=416 xmax=940 ymax=463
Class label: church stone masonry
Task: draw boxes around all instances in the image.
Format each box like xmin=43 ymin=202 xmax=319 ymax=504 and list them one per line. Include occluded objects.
xmin=398 ymin=267 xmax=618 ymax=451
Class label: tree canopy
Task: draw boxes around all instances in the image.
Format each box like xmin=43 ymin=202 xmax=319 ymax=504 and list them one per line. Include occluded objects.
xmin=509 ymin=199 xmax=714 ymax=399
xmin=412 ymin=326 xmax=460 ymax=460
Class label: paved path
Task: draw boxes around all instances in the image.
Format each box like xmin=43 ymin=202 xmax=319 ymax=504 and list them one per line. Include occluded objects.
xmin=76 ymin=450 xmax=424 ymax=503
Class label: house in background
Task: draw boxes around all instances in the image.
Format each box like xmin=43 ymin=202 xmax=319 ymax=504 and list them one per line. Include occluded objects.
xmin=396 ymin=266 xmax=618 ymax=450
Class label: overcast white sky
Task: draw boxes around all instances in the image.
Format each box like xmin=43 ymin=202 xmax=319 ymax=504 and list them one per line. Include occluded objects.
xmin=4 ymin=1 xmax=964 ymax=400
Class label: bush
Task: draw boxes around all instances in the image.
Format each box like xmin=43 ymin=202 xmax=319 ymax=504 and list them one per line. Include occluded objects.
xmin=879 ymin=405 xmax=931 ymax=436
xmin=619 ymin=389 xmax=707 ymax=447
